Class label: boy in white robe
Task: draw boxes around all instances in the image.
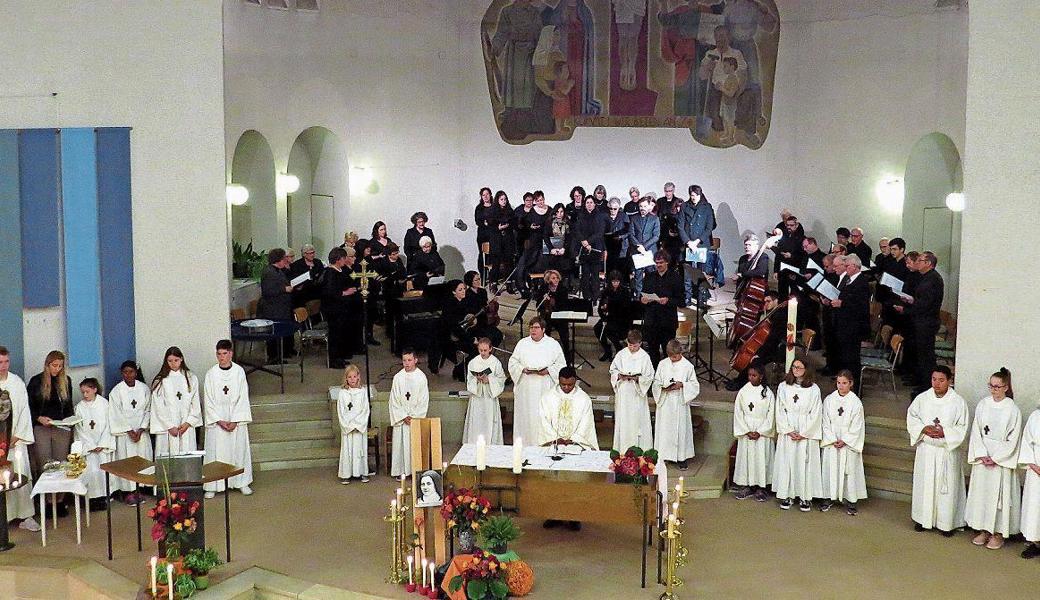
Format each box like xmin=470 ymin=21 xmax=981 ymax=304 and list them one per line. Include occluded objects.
xmin=108 ymin=360 xmax=152 ymax=505
xmin=73 ymin=378 xmax=115 ymax=507
xmin=508 ymin=317 xmax=566 ymax=447
xmin=1019 ymin=405 xmax=1040 ymax=559
xmin=772 ymin=359 xmax=823 ymax=512
xmin=820 ymin=370 xmax=867 ymax=515
xmin=732 ymin=363 xmax=775 ymax=502
xmin=609 ymin=330 xmax=655 ymax=451
xmin=389 ymin=350 xmax=430 ymax=477
xmin=150 ymin=348 xmax=202 ymax=455
xmin=539 ymin=367 xmax=599 ymax=451
xmin=652 ymin=340 xmax=700 ymax=469
xmin=463 ymin=338 xmax=505 ymax=445
xmin=907 ymin=366 xmax=968 ymax=536
xmin=337 ymin=364 xmax=370 ymax=483
xmin=0 ymin=347 xmax=40 ymax=531
xmin=965 ymin=368 xmax=1021 ymax=549
xmin=203 ymin=340 xmax=254 ymax=498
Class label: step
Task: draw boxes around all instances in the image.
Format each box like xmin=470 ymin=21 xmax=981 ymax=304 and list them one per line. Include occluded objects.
xmin=863 ymin=431 xmax=912 ymax=452
xmin=254 ymin=457 xmax=340 ymax=472
xmin=251 ymin=439 xmax=340 ymax=463
xmin=251 ymin=401 xmax=331 ymax=424
xmin=865 ymin=474 xmax=913 ymax=499
xmin=865 ymin=415 xmax=906 ymax=430
xmin=862 ymin=453 xmax=914 ymax=478
xmin=249 ymin=420 xmax=335 ymax=443
xmin=250 ymin=392 xmax=331 ymax=406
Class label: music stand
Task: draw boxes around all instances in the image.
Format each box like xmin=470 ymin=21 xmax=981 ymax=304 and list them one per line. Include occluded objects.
xmin=700 ymin=310 xmax=731 ymax=389
xmin=509 ymin=297 xmax=532 ymax=339
xmin=683 ymin=264 xmax=727 ymax=386
xmin=551 ymin=298 xmax=594 ymax=371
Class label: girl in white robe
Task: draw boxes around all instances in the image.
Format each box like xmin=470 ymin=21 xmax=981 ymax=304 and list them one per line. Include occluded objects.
xmin=772 ymin=359 xmax=823 ymax=511
xmin=820 ymin=370 xmax=867 ymax=515
xmin=107 ymin=361 xmax=152 ymax=501
xmin=609 ymin=331 xmax=655 ymax=451
xmin=202 ymin=344 xmax=254 ymax=496
xmin=463 ymin=340 xmax=505 ymax=445
xmin=0 ymin=361 xmax=39 ymax=529
xmin=1019 ymin=406 xmax=1040 ymax=559
xmin=907 ymin=366 xmax=968 ymax=535
xmin=965 ymin=368 xmax=1021 ymax=548
xmin=389 ymin=351 xmax=430 ymax=477
xmin=73 ymin=379 xmax=115 ymax=502
xmin=652 ymin=340 xmax=700 ymax=467
xmin=149 ymin=347 xmax=202 ymax=456
xmin=337 ymin=364 xmax=370 ymax=483
xmin=507 ymin=322 xmax=566 ymax=446
xmin=732 ymin=363 xmax=775 ymax=501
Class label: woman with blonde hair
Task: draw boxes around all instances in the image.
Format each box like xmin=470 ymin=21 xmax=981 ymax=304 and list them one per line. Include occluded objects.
xmin=27 ymin=350 xmax=74 ymax=516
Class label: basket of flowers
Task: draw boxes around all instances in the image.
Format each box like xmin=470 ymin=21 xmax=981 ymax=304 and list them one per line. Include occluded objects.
xmin=608 ymin=446 xmax=658 ymax=485
xmin=448 ymin=549 xmax=509 ymax=600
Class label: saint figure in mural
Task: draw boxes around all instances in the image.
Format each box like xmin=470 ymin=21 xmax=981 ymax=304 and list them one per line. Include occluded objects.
xmin=658 ymin=0 xmax=712 ymax=118
xmin=543 ymin=0 xmax=603 ymax=116
xmin=488 ymin=0 xmax=554 ymax=139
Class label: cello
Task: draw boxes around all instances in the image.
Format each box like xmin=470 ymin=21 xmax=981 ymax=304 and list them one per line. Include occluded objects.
xmin=730 ymin=300 xmax=788 ymax=371
xmin=727 ymin=231 xmax=782 ymax=347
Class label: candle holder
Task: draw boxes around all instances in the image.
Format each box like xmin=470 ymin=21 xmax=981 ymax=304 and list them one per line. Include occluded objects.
xmin=397 ymin=502 xmax=411 ymax=579
xmin=405 ymin=583 xmax=417 ymax=593
xmin=658 ymin=527 xmax=683 ymax=599
xmin=384 ymin=506 xmax=405 ymax=584
xmin=418 ymin=585 xmax=430 ymax=596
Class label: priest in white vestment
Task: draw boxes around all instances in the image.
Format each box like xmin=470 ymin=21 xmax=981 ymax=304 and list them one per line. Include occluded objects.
xmin=1018 ymin=406 xmax=1040 ymax=558
xmin=389 ymin=351 xmax=430 ymax=477
xmin=73 ymin=380 xmax=115 ymax=501
xmin=337 ymin=364 xmax=370 ymax=482
xmin=907 ymin=366 xmax=968 ymax=534
xmin=652 ymin=340 xmax=699 ymax=467
xmin=609 ymin=331 xmax=655 ymax=451
xmin=464 ymin=340 xmax=506 ymax=445
xmin=820 ymin=372 xmax=867 ymax=513
xmin=508 ymin=318 xmax=566 ymax=446
xmin=150 ymin=349 xmax=202 ymax=455
xmin=772 ymin=359 xmax=823 ymax=511
xmin=0 ymin=350 xmax=40 ymax=530
xmin=108 ymin=361 xmax=152 ymax=502
xmin=732 ymin=364 xmax=774 ymax=501
xmin=965 ymin=369 xmax=1022 ymax=548
xmin=539 ymin=367 xmax=599 ymax=450
xmin=203 ymin=341 xmax=254 ymax=497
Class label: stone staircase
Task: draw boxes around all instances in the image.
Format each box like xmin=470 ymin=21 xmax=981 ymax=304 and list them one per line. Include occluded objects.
xmin=863 ymin=415 xmax=914 ymax=502
xmin=248 ymin=392 xmax=339 ymax=472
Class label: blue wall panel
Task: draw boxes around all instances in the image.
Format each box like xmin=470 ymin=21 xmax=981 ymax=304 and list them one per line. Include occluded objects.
xmin=60 ymin=128 xmax=102 ymax=367
xmin=0 ymin=131 xmax=25 ymax=376
xmin=96 ymin=128 xmax=136 ymax=384
xmin=18 ymin=129 xmax=61 ymax=308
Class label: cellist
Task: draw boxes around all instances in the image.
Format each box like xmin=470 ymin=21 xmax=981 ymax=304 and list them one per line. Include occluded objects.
xmin=726 ymin=291 xmax=787 ymax=391
xmin=728 ymin=232 xmax=779 ymax=346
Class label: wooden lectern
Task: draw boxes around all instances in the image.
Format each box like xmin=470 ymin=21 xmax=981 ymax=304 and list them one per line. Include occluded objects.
xmin=409 ymin=418 xmax=447 ymax=567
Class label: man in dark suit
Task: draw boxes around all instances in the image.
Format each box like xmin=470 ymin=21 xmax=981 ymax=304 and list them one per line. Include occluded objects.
xmin=896 ymin=251 xmax=944 ymax=395
xmin=828 ymin=254 xmax=871 ymax=385
xmin=639 ymin=251 xmax=684 ymax=365
xmin=628 ymin=196 xmax=660 ymax=296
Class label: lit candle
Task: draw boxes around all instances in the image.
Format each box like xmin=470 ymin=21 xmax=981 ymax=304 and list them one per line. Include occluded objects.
xmin=678 ymin=476 xmax=684 ymax=494
xmin=149 ymin=556 xmax=157 ymax=596
xmin=396 ymin=487 xmax=403 ymax=506
xmin=421 ymin=557 xmax=428 ymax=588
xmin=407 ymin=555 xmax=414 ymax=585
xmin=667 ymin=514 xmax=676 ymax=536
xmin=476 ymin=435 xmax=487 ymax=471
xmin=672 ymin=501 xmax=679 ymax=520
xmin=429 ymin=562 xmax=436 ymax=589
xmin=1 ymin=470 xmax=8 ymax=489
xmin=674 ymin=483 xmax=681 ymax=498
xmin=785 ymin=296 xmax=798 ymax=371
xmin=391 ymin=499 xmax=398 ymax=519
xmin=166 ymin=564 xmax=174 ymax=600
xmin=512 ymin=437 xmax=523 ymax=474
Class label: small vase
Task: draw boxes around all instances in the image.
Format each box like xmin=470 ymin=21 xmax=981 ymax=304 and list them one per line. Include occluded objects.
xmin=457 ymin=528 xmax=477 ymax=554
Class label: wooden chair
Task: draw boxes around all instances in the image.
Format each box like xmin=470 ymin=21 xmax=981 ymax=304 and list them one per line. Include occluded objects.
xmin=296 ymin=306 xmax=330 ymax=369
xmin=798 ymin=328 xmax=817 ymax=357
xmin=860 ymin=334 xmax=903 ymax=396
xmin=248 ymin=299 xmax=259 ymax=318
xmin=367 ymin=427 xmax=382 ymax=475
xmin=230 ymin=308 xmax=247 ymax=320
xmin=383 ymin=426 xmax=395 ymax=475
xmin=869 ymin=301 xmax=883 ymax=334
xmin=862 ymin=324 xmax=893 ymax=359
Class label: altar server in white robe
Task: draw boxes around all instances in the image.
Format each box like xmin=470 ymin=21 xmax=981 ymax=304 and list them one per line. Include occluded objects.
xmin=464 ymin=338 xmax=506 ymax=445
xmin=820 ymin=370 xmax=867 ymax=515
xmin=337 ymin=364 xmax=370 ymax=483
xmin=1018 ymin=404 xmax=1040 ymax=559
xmin=732 ymin=363 xmax=775 ymax=502
xmin=907 ymin=365 xmax=968 ymax=535
xmin=965 ymin=368 xmax=1022 ymax=549
xmin=652 ymin=340 xmax=700 ymax=469
xmin=108 ymin=361 xmax=152 ymax=503
xmin=772 ymin=358 xmax=823 ymax=512
xmin=203 ymin=340 xmax=254 ymax=497
xmin=150 ymin=347 xmax=202 ymax=455
xmin=73 ymin=378 xmax=115 ymax=503
xmin=610 ymin=330 xmax=655 ymax=451
xmin=508 ymin=317 xmax=566 ymax=446
xmin=539 ymin=367 xmax=599 ymax=450
xmin=0 ymin=347 xmax=40 ymax=530
xmin=389 ymin=350 xmax=430 ymax=477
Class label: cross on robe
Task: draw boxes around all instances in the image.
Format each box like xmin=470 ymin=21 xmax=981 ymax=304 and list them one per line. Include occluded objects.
xmin=89 ymin=420 xmax=96 ymax=430
xmin=347 ymin=401 xmax=354 ymax=411
xmin=748 ymin=402 xmax=755 ymax=411
xmin=176 ymin=391 xmax=183 ymax=401
xmin=405 ymin=392 xmax=411 ymax=402
xmin=933 ymin=417 xmax=941 ymax=426
xmin=130 ymin=398 xmax=137 ymax=409
xmin=837 ymin=406 xmax=844 ymax=416
xmin=793 ymin=394 xmax=799 ymax=403
xmin=983 ymin=425 xmax=990 ymax=436
xmin=223 ymin=385 xmax=230 ymax=395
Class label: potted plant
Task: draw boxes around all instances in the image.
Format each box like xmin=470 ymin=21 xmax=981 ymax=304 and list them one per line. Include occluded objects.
xmin=440 ymin=488 xmax=491 ymax=553
xmin=477 ymin=515 xmax=521 ymax=555
xmin=174 ymin=573 xmax=197 ymax=599
xmin=448 ymin=549 xmax=509 ymax=600
xmin=184 ymin=547 xmax=222 ymax=590
xmin=148 ymin=468 xmax=201 ymax=559
xmin=231 ymin=240 xmax=268 ymax=280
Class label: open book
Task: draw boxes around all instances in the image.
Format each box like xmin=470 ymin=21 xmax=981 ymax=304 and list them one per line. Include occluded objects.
xmin=51 ymin=416 xmax=83 ymax=431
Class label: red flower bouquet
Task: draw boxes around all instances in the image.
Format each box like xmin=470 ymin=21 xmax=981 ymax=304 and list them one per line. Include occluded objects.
xmin=148 ymin=491 xmax=200 ymax=554
xmin=609 ymin=446 xmax=658 ymax=484
xmin=440 ymin=488 xmax=492 ymax=533
xmin=448 ymin=549 xmax=509 ymax=600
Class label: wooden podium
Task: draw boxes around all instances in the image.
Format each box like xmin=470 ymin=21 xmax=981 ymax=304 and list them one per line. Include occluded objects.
xmin=100 ymin=456 xmax=243 ymax=562
xmin=409 ymin=418 xmax=447 ymax=568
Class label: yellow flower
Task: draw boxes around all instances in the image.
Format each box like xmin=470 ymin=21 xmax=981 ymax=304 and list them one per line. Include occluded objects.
xmin=448 ymin=520 xmax=456 ymax=528
xmin=471 ymin=522 xmax=479 ymax=530
xmin=469 ymin=502 xmax=477 ymax=509
xmin=482 ymin=507 xmax=488 ymax=514
xmin=173 ymin=523 xmax=182 ymax=531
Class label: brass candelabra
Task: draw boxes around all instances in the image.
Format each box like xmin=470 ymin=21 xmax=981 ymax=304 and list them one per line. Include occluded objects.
xmin=384 ymin=503 xmax=405 ymax=584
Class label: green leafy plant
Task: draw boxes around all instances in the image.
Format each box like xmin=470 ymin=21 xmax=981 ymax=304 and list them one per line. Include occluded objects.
xmin=232 ymin=240 xmax=267 ymax=280
xmin=184 ymin=547 xmax=222 ymax=575
xmin=174 ymin=573 xmax=197 ymax=598
xmin=477 ymin=515 xmax=521 ymax=553
xmin=448 ymin=550 xmax=509 ymax=600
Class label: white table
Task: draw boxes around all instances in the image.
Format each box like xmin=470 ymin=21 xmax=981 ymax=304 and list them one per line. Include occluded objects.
xmin=30 ymin=471 xmax=89 ymax=546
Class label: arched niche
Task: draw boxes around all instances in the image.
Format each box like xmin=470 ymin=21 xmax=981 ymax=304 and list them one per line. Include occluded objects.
xmin=903 ymin=132 xmax=963 ymax=313
xmin=230 ymin=130 xmax=279 ymax=252
xmin=286 ymin=126 xmax=350 ymax=260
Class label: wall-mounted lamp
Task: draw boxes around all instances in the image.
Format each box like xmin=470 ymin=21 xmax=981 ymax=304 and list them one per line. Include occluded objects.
xmin=945 ymin=192 xmax=965 ymax=212
xmin=277 ymin=173 xmax=301 ymax=195
xmin=876 ymin=176 xmax=904 ymax=213
xmin=226 ymin=184 xmax=250 ymax=206
xmin=350 ymin=166 xmax=379 ymax=194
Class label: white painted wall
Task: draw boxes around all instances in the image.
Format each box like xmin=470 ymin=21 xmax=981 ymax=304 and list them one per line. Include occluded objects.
xmin=0 ymin=1 xmax=228 ymax=387
xmin=957 ymin=0 xmax=1040 ymax=412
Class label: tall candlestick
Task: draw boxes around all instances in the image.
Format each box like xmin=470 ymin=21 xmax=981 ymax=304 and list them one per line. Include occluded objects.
xmin=512 ymin=437 xmax=523 ymax=474
xmin=150 ymin=557 xmax=157 ymax=596
xmin=476 ymin=435 xmax=487 ymax=471
xmin=677 ymin=476 xmax=684 ymax=494
xmin=672 ymin=501 xmax=680 ymax=520
xmin=667 ymin=514 xmax=676 ymax=536
xmin=785 ymin=297 xmax=798 ymax=371
xmin=429 ymin=562 xmax=436 ymax=590
xmin=407 ymin=555 xmax=414 ymax=585
xmin=391 ymin=499 xmax=398 ymax=520
xmin=421 ymin=557 xmax=428 ymax=588
xmin=166 ymin=564 xmax=174 ymax=600
xmin=396 ymin=487 xmax=403 ymax=506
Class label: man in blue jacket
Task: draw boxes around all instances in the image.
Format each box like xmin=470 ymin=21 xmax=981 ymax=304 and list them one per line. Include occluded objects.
xmin=627 ymin=196 xmax=660 ymax=296
xmin=677 ymin=185 xmax=716 ymax=306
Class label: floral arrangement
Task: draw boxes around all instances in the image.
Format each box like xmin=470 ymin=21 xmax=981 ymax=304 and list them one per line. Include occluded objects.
xmin=148 ymin=491 xmax=200 ymax=554
xmin=608 ymin=446 xmax=659 ymax=484
xmin=448 ymin=549 xmax=509 ymax=600
xmin=505 ymin=559 xmax=534 ymax=597
xmin=439 ymin=488 xmax=491 ymax=533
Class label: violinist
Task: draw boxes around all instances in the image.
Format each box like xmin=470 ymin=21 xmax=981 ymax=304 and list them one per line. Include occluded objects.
xmin=726 ymin=291 xmax=786 ymax=391
xmin=463 ymin=271 xmax=504 ymax=349
xmin=594 ymin=270 xmax=633 ymax=362
xmin=535 ymin=269 xmax=571 ymax=355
